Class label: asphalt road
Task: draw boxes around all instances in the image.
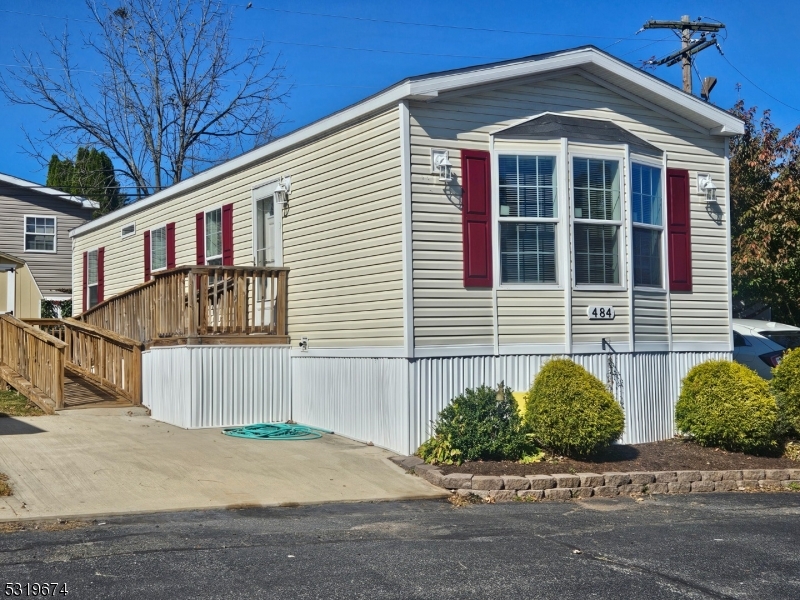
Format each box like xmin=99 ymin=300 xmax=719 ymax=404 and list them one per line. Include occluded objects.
xmin=1 ymin=493 xmax=799 ymax=599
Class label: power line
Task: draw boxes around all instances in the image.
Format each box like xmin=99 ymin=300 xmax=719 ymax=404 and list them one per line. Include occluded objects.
xmin=719 ymin=53 xmax=800 ymax=113
xmin=230 ymin=3 xmax=670 ymax=42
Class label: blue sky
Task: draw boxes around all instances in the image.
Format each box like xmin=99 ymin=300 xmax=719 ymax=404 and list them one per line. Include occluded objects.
xmin=1 ymin=0 xmax=798 ymax=185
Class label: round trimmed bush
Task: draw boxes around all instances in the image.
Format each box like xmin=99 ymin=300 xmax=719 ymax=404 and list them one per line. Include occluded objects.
xmin=771 ymin=348 xmax=800 ymax=435
xmin=676 ymin=359 xmax=779 ymax=454
xmin=524 ymin=358 xmax=625 ymax=457
xmin=417 ymin=385 xmax=534 ymax=464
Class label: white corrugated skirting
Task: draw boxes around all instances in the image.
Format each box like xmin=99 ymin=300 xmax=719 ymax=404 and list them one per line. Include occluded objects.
xmin=291 ymin=356 xmax=410 ymax=453
xmin=143 ymin=346 xmax=292 ymax=429
xmin=409 ymin=351 xmax=731 ymax=452
xmin=143 ymin=346 xmax=730 ymax=456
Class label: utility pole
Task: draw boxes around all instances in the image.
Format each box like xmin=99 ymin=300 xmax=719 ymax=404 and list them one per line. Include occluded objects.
xmin=641 ymin=15 xmax=725 ymax=95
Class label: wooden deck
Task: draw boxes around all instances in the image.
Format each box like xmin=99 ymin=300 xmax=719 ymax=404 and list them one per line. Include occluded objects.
xmin=62 ymin=374 xmax=133 ymax=410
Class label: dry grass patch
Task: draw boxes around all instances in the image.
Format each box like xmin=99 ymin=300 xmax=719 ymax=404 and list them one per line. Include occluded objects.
xmin=0 ymin=519 xmax=89 ymax=534
xmin=0 ymin=390 xmax=45 ymax=417
xmin=0 ymin=474 xmax=10 ymax=497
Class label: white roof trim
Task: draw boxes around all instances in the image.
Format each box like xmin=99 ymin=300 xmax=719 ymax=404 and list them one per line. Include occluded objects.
xmin=70 ymin=46 xmax=743 ymax=238
xmin=0 ymin=172 xmax=98 ymax=209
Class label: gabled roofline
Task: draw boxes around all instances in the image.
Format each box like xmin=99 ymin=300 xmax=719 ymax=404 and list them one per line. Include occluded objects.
xmin=0 ymin=172 xmax=98 ymax=210
xmin=0 ymin=251 xmax=25 ymax=266
xmin=71 ymin=45 xmax=743 ymax=238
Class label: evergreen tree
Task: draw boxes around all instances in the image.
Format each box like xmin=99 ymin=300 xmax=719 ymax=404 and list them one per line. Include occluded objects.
xmin=46 ymin=148 xmax=124 ymax=216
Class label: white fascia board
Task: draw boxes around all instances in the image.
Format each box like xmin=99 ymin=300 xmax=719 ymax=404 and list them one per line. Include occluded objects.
xmin=0 ymin=173 xmax=98 ymax=209
xmin=71 ymin=82 xmax=413 ymax=238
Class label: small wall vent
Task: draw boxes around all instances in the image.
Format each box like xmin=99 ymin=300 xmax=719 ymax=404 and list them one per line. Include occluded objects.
xmin=121 ymin=223 xmax=136 ymax=238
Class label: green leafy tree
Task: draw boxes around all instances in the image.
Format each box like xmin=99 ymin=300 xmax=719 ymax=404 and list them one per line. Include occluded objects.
xmin=729 ymin=101 xmax=800 ymax=325
xmin=46 ymin=147 xmax=124 ymax=216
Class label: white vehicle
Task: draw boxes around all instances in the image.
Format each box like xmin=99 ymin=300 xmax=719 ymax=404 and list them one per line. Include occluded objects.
xmin=732 ymin=319 xmax=800 ymax=379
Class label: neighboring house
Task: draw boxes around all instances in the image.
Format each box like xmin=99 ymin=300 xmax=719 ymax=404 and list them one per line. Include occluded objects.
xmin=0 ymin=173 xmax=96 ymax=317
xmin=69 ymin=46 xmax=744 ymax=454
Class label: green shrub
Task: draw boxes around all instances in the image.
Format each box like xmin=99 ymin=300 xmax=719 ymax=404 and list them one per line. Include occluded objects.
xmin=772 ymin=348 xmax=800 ymax=436
xmin=676 ymin=359 xmax=779 ymax=454
xmin=524 ymin=358 xmax=624 ymax=457
xmin=417 ymin=385 xmax=534 ymax=464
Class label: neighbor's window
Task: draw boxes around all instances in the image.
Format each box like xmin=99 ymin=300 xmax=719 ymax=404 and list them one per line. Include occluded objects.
xmin=25 ymin=216 xmax=56 ymax=252
xmin=150 ymin=225 xmax=167 ymax=272
xmin=86 ymin=249 xmax=99 ymax=309
xmin=498 ymin=155 xmax=558 ymax=284
xmin=255 ymin=195 xmax=275 ymax=266
xmin=632 ymin=163 xmax=663 ymax=288
xmin=205 ymin=208 xmax=222 ymax=265
xmin=573 ymin=157 xmax=621 ymax=285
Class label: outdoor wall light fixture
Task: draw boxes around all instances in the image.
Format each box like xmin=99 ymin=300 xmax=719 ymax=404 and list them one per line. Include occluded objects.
xmin=274 ymin=176 xmax=291 ymax=205
xmin=431 ymin=149 xmax=453 ymax=182
xmin=697 ymin=173 xmax=717 ymax=204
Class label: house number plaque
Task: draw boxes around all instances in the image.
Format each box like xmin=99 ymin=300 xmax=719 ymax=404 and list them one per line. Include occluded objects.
xmin=587 ymin=306 xmax=615 ymax=320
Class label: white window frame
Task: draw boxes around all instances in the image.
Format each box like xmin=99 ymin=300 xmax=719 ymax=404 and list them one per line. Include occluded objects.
xmin=204 ymin=205 xmax=223 ymax=266
xmin=121 ymin=222 xmax=136 ymax=239
xmin=630 ymin=154 xmax=667 ymax=293
xmin=569 ymin=150 xmax=627 ymax=291
xmin=251 ymin=178 xmax=284 ymax=267
xmin=86 ymin=247 xmax=99 ymax=309
xmin=23 ymin=215 xmax=57 ymax=254
xmin=491 ymin=149 xmax=563 ymax=290
xmin=149 ymin=223 xmax=168 ymax=273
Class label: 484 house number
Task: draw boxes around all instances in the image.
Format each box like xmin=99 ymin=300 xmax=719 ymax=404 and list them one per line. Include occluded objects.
xmin=587 ymin=306 xmax=616 ymax=320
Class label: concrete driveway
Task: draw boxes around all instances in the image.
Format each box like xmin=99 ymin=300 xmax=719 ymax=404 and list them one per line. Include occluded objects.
xmin=0 ymin=409 xmax=445 ymax=521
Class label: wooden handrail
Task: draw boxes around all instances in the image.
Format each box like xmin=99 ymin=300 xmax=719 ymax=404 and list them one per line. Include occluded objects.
xmin=25 ymin=317 xmax=144 ymax=405
xmin=80 ymin=265 xmax=289 ymax=346
xmin=0 ymin=314 xmax=65 ymax=412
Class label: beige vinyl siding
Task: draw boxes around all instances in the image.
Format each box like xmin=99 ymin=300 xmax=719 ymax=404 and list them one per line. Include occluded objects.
xmin=633 ymin=291 xmax=669 ymax=344
xmin=497 ymin=290 xmax=564 ymax=346
xmin=15 ymin=264 xmax=42 ymax=319
xmin=410 ymin=71 xmax=729 ymax=350
xmin=0 ymin=185 xmax=93 ymax=295
xmin=72 ymin=107 xmax=404 ymax=348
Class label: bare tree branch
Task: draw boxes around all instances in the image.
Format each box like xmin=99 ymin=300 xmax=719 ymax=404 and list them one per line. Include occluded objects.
xmin=0 ymin=0 xmax=288 ymax=198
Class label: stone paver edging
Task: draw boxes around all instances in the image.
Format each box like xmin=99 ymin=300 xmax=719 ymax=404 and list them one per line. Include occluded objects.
xmin=390 ymin=456 xmax=800 ymax=502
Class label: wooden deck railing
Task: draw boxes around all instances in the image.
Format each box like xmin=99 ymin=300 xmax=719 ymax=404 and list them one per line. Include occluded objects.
xmin=80 ymin=266 xmax=289 ymax=346
xmin=0 ymin=314 xmax=65 ymax=412
xmin=25 ymin=318 xmax=143 ymax=405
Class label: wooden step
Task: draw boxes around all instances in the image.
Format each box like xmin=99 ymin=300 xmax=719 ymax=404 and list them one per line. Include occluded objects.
xmin=60 ymin=374 xmax=133 ymax=410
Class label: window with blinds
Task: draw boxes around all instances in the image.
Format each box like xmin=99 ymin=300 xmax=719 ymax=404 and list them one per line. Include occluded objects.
xmin=632 ymin=163 xmax=664 ymax=288
xmin=86 ymin=249 xmax=99 ymax=308
xmin=150 ymin=225 xmax=167 ymax=272
xmin=205 ymin=208 xmax=223 ymax=265
xmin=498 ymin=155 xmax=558 ymax=284
xmin=573 ymin=157 xmax=621 ymax=285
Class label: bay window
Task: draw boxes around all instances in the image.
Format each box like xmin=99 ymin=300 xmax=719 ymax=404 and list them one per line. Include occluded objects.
xmin=498 ymin=154 xmax=558 ymax=284
xmin=573 ymin=157 xmax=622 ymax=286
xmin=631 ymin=163 xmax=663 ymax=288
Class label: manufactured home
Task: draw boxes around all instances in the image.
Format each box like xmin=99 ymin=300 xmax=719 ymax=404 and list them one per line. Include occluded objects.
xmin=67 ymin=46 xmax=743 ymax=454
xmin=0 ymin=173 xmax=95 ymax=318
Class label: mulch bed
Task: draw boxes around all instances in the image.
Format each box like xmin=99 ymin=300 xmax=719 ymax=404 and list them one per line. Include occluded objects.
xmin=437 ymin=438 xmax=799 ymax=476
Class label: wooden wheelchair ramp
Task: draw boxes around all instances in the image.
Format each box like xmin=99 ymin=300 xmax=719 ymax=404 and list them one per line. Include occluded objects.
xmin=0 ymin=314 xmax=142 ymax=414
xmin=62 ymin=372 xmax=133 ymax=410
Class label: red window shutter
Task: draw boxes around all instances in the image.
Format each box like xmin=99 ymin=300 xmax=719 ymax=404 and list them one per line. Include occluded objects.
xmin=97 ymin=247 xmax=105 ymax=303
xmin=82 ymin=251 xmax=88 ymax=312
xmin=461 ymin=149 xmax=493 ymax=287
xmin=667 ymin=168 xmax=692 ymax=291
xmin=144 ymin=230 xmax=152 ymax=282
xmin=166 ymin=222 xmax=176 ymax=269
xmin=195 ymin=212 xmax=205 ymax=265
xmin=222 ymin=203 xmax=234 ymax=265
